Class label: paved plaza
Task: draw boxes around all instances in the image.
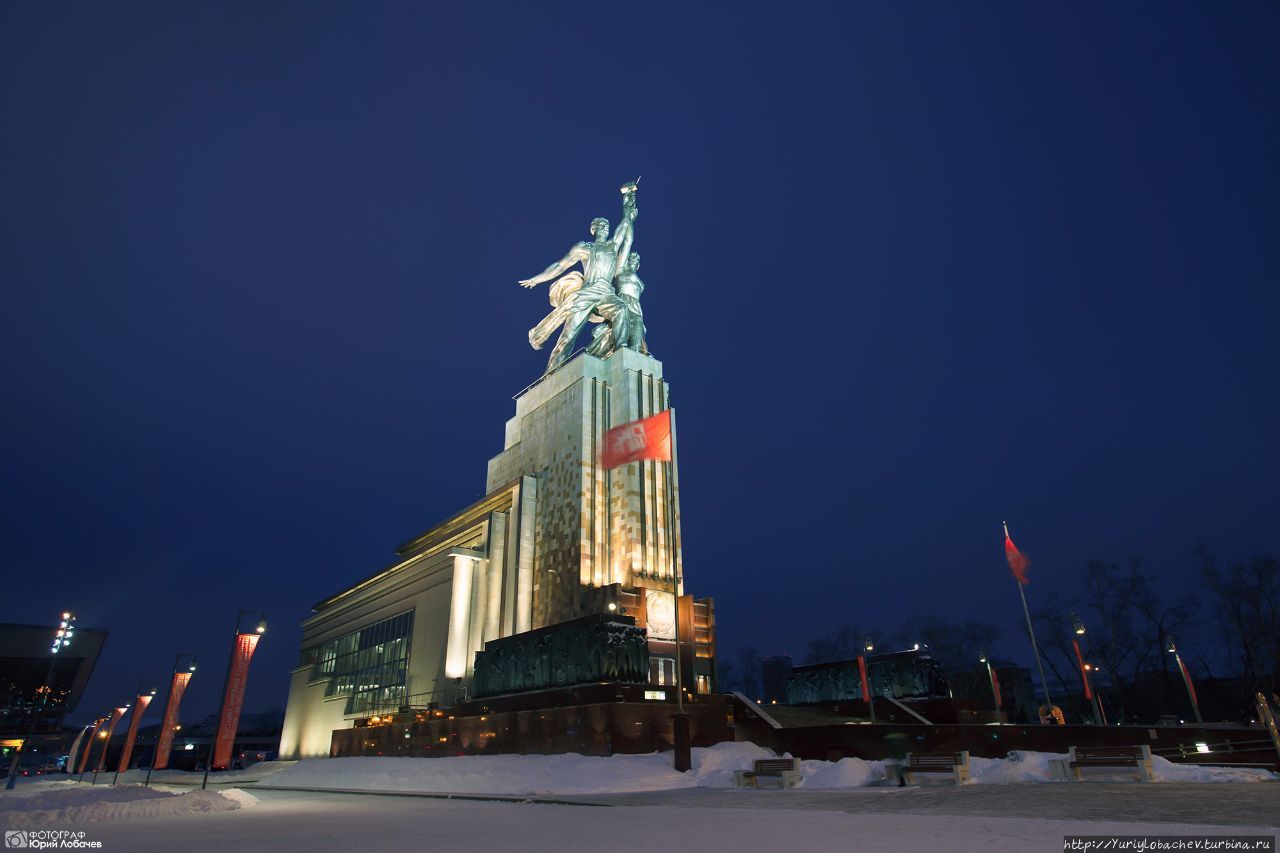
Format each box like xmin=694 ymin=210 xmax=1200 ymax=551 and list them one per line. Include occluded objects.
xmin=30 ymin=783 xmax=1272 ymax=853
xmin=567 ymin=781 xmax=1280 ymax=828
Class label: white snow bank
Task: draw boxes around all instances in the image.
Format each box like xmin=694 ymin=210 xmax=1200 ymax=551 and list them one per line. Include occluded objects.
xmin=970 ymin=750 xmax=1278 ymax=784
xmin=1151 ymin=755 xmax=1277 ymax=783
xmin=260 ymin=742 xmax=775 ymax=796
xmin=106 ymin=761 xmax=294 ymax=787
xmin=0 ymin=784 xmax=257 ymax=824
xmin=253 ymin=745 xmax=1275 ymax=797
xmin=970 ymin=750 xmax=1071 ymax=783
xmin=800 ymin=755 xmax=885 ymax=788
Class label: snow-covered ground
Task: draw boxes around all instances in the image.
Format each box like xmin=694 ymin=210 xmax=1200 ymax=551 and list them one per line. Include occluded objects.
xmin=1 ymin=745 xmax=1273 ymax=852
xmin=13 ymin=789 xmax=1275 ymax=853
xmin=0 ymin=781 xmax=256 ymax=825
xmin=4 ymin=742 xmax=1270 ymax=822
xmin=252 ymin=743 xmax=1276 ymax=795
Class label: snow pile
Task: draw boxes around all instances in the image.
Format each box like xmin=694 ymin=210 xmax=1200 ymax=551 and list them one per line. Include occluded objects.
xmin=1150 ymin=756 xmax=1276 ymax=783
xmin=968 ymin=751 xmax=1278 ymax=784
xmin=687 ymin=741 xmax=776 ymax=788
xmin=107 ymin=761 xmax=294 ymax=787
xmin=970 ymin=750 xmax=1070 ymax=783
xmin=801 ymin=756 xmax=885 ymax=788
xmin=0 ymin=784 xmax=257 ymax=824
xmin=260 ymin=742 xmax=776 ymax=796
xmin=252 ymin=745 xmax=1276 ymax=796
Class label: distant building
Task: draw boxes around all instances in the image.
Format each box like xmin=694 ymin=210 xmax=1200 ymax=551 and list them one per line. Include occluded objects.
xmin=760 ymin=656 xmax=793 ymax=704
xmin=787 ymin=647 xmax=950 ymax=704
xmin=1 ymin=622 xmax=108 ymax=769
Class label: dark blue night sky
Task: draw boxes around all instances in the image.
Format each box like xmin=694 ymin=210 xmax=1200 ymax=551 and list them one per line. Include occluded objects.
xmin=3 ymin=2 xmax=1277 ymax=722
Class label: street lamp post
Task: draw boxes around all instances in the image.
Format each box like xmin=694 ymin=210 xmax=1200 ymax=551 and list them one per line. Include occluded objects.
xmin=978 ymin=650 xmax=1002 ymax=719
xmin=6 ymin=612 xmax=76 ymax=790
xmin=1165 ymin=635 xmax=1203 ymax=725
xmin=1069 ymin=613 xmax=1105 ymax=725
xmin=144 ymin=655 xmax=197 ymax=787
xmin=202 ymin=611 xmax=266 ymax=791
xmin=859 ymin=637 xmax=876 ymax=723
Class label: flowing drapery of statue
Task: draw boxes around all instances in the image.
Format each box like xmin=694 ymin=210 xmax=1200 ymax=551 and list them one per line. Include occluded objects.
xmin=519 ymin=180 xmax=648 ymax=374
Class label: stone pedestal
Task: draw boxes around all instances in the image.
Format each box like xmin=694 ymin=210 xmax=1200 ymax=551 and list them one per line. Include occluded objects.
xmin=487 ymin=348 xmax=683 ymax=631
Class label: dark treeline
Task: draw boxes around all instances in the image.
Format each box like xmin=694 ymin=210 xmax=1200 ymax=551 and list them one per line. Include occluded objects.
xmin=718 ymin=548 xmax=1279 ymax=725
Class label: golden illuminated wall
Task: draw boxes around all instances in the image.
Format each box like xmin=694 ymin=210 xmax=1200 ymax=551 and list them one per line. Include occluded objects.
xmin=486 ymin=348 xmax=683 ymax=629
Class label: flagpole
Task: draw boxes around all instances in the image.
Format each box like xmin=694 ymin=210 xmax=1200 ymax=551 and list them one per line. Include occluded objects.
xmin=1005 ymin=521 xmax=1053 ymax=718
xmin=666 ymin=407 xmax=690 ymax=772
xmin=1017 ymin=580 xmax=1053 ymax=714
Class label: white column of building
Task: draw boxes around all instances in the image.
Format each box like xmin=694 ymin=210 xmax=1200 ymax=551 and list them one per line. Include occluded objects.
xmin=485 ymin=512 xmax=507 ymax=642
xmin=515 ymin=475 xmax=537 ymax=633
xmin=445 ymin=555 xmax=475 ymax=678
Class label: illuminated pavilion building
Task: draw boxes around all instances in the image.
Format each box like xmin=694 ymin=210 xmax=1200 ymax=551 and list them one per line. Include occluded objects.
xmin=279 ymin=348 xmax=717 ymax=759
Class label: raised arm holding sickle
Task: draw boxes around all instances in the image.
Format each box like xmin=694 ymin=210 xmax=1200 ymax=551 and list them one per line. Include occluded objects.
xmin=517 ymin=184 xmax=638 ymax=373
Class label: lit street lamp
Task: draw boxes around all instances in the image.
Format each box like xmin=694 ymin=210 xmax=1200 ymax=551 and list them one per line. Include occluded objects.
xmin=1165 ymin=635 xmax=1203 ymax=724
xmin=978 ymin=650 xmax=1003 ymax=719
xmin=857 ymin=637 xmax=876 ymax=723
xmin=6 ymin=612 xmax=76 ymax=790
xmin=1068 ymin=613 xmax=1105 ymax=725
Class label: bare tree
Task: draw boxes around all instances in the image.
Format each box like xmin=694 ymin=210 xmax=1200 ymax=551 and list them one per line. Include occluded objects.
xmin=1199 ymin=547 xmax=1279 ymax=691
xmin=891 ymin=615 xmax=1000 ymax=674
xmin=804 ymin=623 xmax=879 ymax=664
xmin=717 ymin=645 xmax=763 ymax=697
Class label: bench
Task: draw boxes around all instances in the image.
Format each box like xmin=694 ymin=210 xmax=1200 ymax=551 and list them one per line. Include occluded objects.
xmin=1049 ymin=745 xmax=1153 ymax=782
xmin=900 ymin=751 xmax=970 ymax=784
xmin=733 ymin=757 xmax=802 ymax=788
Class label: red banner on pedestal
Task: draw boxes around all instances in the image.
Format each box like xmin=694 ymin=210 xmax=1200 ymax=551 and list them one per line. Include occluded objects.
xmin=116 ymin=694 xmax=153 ymax=774
xmin=1071 ymin=639 xmax=1094 ymax=701
xmin=153 ymin=671 xmax=192 ymax=771
xmin=212 ymin=633 xmax=260 ymax=770
xmin=94 ymin=706 xmax=129 ymax=773
xmin=74 ymin=718 xmax=105 ymax=774
xmin=857 ymin=655 xmax=871 ymax=706
xmin=989 ymin=666 xmax=1003 ymax=708
xmin=1177 ymin=656 xmax=1199 ymax=706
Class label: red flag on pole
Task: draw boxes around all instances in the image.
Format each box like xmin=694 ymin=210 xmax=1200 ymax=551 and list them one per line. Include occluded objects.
xmin=989 ymin=666 xmax=1003 ymax=708
xmin=601 ymin=410 xmax=672 ymax=470
xmin=1003 ymin=522 xmax=1030 ymax=585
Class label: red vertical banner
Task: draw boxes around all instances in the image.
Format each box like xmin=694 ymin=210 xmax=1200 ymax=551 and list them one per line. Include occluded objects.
xmin=856 ymin=655 xmax=871 ymax=705
xmin=989 ymin=666 xmax=1003 ymax=708
xmin=116 ymin=694 xmax=153 ymax=774
xmin=212 ymin=633 xmax=260 ymax=770
xmin=94 ymin=706 xmax=129 ymax=773
xmin=1177 ymin=656 xmax=1199 ymax=706
xmin=153 ymin=671 xmax=193 ymax=771
xmin=1071 ymin=639 xmax=1094 ymax=701
xmin=65 ymin=728 xmax=88 ymax=774
xmin=76 ymin=718 xmax=104 ymax=774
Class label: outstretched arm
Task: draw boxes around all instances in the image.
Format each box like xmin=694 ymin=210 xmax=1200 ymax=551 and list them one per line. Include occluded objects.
xmin=611 ymin=193 xmax=637 ymax=252
xmin=518 ymin=243 xmax=589 ymax=288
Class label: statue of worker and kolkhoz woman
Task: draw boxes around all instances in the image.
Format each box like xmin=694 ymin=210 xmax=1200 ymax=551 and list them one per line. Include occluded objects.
xmin=518 ymin=179 xmax=647 ymax=375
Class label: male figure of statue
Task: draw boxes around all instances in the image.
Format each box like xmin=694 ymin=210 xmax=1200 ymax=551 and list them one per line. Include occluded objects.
xmin=519 ymin=188 xmax=637 ymax=373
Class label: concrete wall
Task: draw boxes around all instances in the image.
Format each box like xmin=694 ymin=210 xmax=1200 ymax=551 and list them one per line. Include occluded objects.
xmin=279 ymin=550 xmax=457 ymax=759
